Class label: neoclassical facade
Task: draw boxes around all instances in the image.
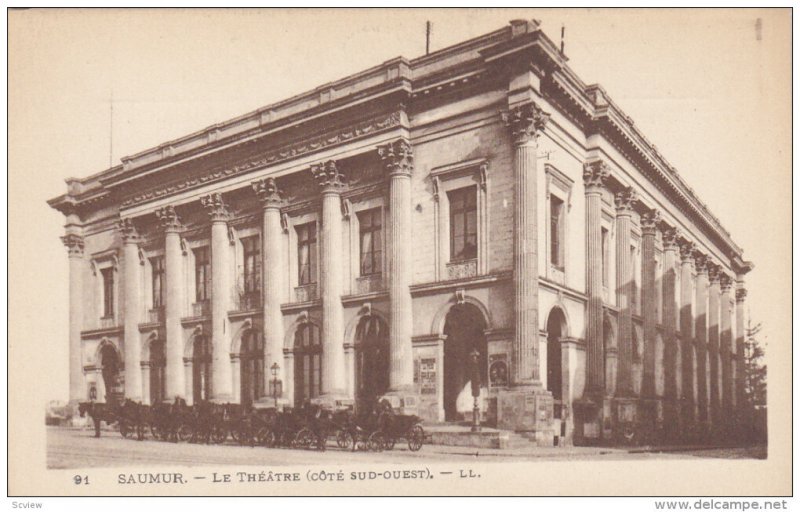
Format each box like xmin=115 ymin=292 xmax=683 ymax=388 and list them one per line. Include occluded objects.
xmin=50 ymin=19 xmax=753 ymax=445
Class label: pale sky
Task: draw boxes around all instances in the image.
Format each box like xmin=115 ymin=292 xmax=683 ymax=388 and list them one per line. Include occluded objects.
xmin=8 ymin=8 xmax=791 ymax=404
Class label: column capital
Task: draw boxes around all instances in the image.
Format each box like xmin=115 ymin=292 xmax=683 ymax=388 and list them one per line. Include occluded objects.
xmin=693 ymin=252 xmax=709 ymax=276
xmin=614 ymin=187 xmax=638 ymax=215
xmin=61 ymin=233 xmax=84 ymax=257
xmin=377 ymin=139 xmax=413 ymax=178
xmin=582 ymin=159 xmax=611 ymax=192
xmin=501 ymin=101 xmax=550 ymax=145
xmin=661 ymin=227 xmax=680 ymax=251
xmin=312 ymin=160 xmax=347 ymax=194
xmin=708 ymin=263 xmax=721 ymax=285
xmin=678 ymin=239 xmax=696 ymax=265
xmin=641 ymin=209 xmax=661 ymax=235
xmin=118 ymin=218 xmax=141 ymax=244
xmin=200 ymin=193 xmax=231 ymax=223
xmin=735 ymin=287 xmax=747 ymax=303
xmin=251 ymin=178 xmax=285 ymax=209
xmin=155 ymin=205 xmax=183 ymax=233
xmin=720 ymin=274 xmax=733 ymax=293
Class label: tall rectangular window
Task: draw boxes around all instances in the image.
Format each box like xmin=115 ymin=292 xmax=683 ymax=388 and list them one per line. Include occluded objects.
xmin=101 ymin=267 xmax=114 ymax=317
xmin=357 ymin=208 xmax=382 ymax=276
xmin=296 ymin=222 xmax=317 ymax=285
xmin=194 ymin=246 xmax=211 ymax=302
xmin=448 ymin=186 xmax=477 ymax=262
xmin=151 ymin=256 xmax=165 ymax=308
xmin=242 ymin=236 xmax=261 ymax=295
xmin=550 ymin=195 xmax=565 ymax=270
xmin=601 ymin=228 xmax=609 ymax=288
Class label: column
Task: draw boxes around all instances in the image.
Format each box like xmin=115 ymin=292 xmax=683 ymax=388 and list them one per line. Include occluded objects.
xmin=378 ymin=139 xmax=415 ymax=392
xmin=61 ymin=231 xmax=85 ymax=403
xmin=119 ymin=218 xmax=142 ymax=402
xmin=694 ymin=252 xmax=709 ymax=426
xmin=641 ymin=210 xmax=660 ymax=400
xmin=707 ymin=265 xmax=722 ymax=429
xmin=312 ymin=161 xmax=347 ymax=396
xmin=155 ymin=205 xmax=185 ymax=400
xmin=735 ymin=285 xmax=748 ymax=426
xmin=201 ymin=193 xmax=233 ymax=402
xmin=661 ymin=228 xmax=680 ymax=434
xmin=252 ymin=178 xmax=286 ymax=398
xmin=502 ymin=102 xmax=550 ymax=386
xmin=582 ymin=160 xmax=609 ymax=397
xmin=678 ymin=239 xmax=696 ymax=426
xmin=614 ymin=188 xmax=637 ymax=397
xmin=719 ymin=275 xmax=734 ymax=424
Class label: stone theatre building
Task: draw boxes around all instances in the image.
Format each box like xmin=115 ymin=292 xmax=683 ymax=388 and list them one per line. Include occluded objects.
xmin=49 ymin=20 xmax=753 ymax=445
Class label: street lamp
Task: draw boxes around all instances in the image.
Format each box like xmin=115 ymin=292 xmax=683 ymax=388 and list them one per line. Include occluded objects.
xmin=469 ymin=348 xmax=481 ymax=432
xmin=270 ymin=362 xmax=280 ymax=409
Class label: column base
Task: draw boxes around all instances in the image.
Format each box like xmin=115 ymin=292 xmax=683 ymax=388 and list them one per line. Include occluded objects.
xmin=379 ymin=390 xmax=421 ymax=417
xmin=495 ymin=384 xmax=554 ymax=445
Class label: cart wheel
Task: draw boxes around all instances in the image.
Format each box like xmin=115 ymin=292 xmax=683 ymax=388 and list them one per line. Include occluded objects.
xmin=294 ymin=428 xmax=312 ymax=449
xmin=407 ymin=425 xmax=424 ymax=452
xmin=336 ymin=430 xmax=353 ymax=450
xmin=177 ymin=424 xmax=193 ymax=442
xmin=368 ymin=431 xmax=385 ymax=452
xmin=211 ymin=425 xmax=227 ymax=444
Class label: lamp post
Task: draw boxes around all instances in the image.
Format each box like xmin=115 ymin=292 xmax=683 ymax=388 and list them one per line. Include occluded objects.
xmin=470 ymin=348 xmax=481 ymax=432
xmin=270 ymin=362 xmax=280 ymax=409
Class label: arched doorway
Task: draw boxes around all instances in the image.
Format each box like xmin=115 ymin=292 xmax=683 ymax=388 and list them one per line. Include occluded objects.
xmin=240 ymin=330 xmax=264 ymax=409
xmin=100 ymin=343 xmax=122 ymax=403
xmin=149 ymin=338 xmax=166 ymax=404
xmin=443 ymin=303 xmax=487 ymax=422
xmin=293 ymin=323 xmax=321 ymax=407
xmin=192 ymin=335 xmax=211 ymax=403
xmin=354 ymin=315 xmax=389 ymax=412
xmin=546 ymin=308 xmax=567 ymax=402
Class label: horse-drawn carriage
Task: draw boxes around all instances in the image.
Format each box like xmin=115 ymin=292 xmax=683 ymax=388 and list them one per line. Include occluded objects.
xmin=334 ymin=399 xmax=424 ymax=452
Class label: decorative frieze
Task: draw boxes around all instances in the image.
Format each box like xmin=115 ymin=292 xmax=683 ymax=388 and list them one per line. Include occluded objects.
xmin=200 ymin=193 xmax=231 ymax=222
xmin=501 ymin=102 xmax=550 ymax=145
xmin=61 ymin=233 xmax=84 ymax=256
xmin=312 ymin=160 xmax=347 ymax=193
xmin=377 ymin=139 xmax=413 ymax=177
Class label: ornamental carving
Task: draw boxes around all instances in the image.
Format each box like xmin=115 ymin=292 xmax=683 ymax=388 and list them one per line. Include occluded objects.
xmin=501 ymin=102 xmax=550 ymax=145
xmin=678 ymin=239 xmax=696 ymax=264
xmin=377 ymin=139 xmax=413 ymax=177
xmin=641 ymin=209 xmax=661 ymax=235
xmin=736 ymin=288 xmax=747 ymax=303
xmin=118 ymin=218 xmax=140 ymax=243
xmin=200 ymin=193 xmax=231 ymax=222
xmin=120 ymin=111 xmax=401 ymax=208
xmin=155 ymin=205 xmax=182 ymax=232
xmin=614 ymin=187 xmax=639 ymax=214
xmin=447 ymin=259 xmax=478 ymax=280
xmin=707 ymin=263 xmax=721 ymax=284
xmin=693 ymin=252 xmax=709 ymax=275
xmin=661 ymin=227 xmax=680 ymax=251
xmin=312 ymin=160 xmax=347 ymax=193
xmin=582 ymin=159 xmax=610 ymax=190
xmin=251 ymin=177 xmax=284 ymax=209
xmin=719 ymin=274 xmax=733 ymax=293
xmin=61 ymin=233 xmax=84 ymax=256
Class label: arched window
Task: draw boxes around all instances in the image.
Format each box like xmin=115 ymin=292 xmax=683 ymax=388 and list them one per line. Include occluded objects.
xmin=294 ymin=323 xmax=321 ymax=407
xmin=192 ymin=335 xmax=211 ymax=402
xmin=240 ymin=330 xmax=264 ymax=409
xmin=149 ymin=338 xmax=166 ymax=404
xmin=355 ymin=315 xmax=389 ymax=410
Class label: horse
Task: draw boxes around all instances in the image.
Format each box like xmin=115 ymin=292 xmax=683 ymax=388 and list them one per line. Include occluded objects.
xmin=78 ymin=401 xmax=119 ymax=438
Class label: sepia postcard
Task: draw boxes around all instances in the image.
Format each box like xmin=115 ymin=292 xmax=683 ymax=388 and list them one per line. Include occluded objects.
xmin=7 ymin=7 xmax=792 ymax=497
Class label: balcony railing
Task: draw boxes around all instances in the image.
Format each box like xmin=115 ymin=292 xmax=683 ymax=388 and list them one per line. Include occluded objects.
xmin=355 ymin=274 xmax=383 ymax=294
xmin=191 ymin=300 xmax=210 ymax=318
xmin=294 ymin=283 xmax=318 ymax=303
xmin=98 ymin=316 xmax=116 ymax=329
xmin=147 ymin=307 xmax=164 ymax=324
xmin=446 ymin=258 xmax=478 ymax=280
xmin=235 ymin=291 xmax=261 ymax=312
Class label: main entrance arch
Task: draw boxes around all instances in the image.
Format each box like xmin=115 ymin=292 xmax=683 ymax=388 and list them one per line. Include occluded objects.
xmin=99 ymin=343 xmax=122 ymax=403
xmin=443 ymin=303 xmax=487 ymax=422
xmin=354 ymin=315 xmax=389 ymax=412
xmin=546 ymin=307 xmax=568 ymax=402
xmin=149 ymin=338 xmax=166 ymax=404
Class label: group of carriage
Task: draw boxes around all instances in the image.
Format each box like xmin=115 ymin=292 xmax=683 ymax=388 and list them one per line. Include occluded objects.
xmin=78 ymin=398 xmax=425 ymax=452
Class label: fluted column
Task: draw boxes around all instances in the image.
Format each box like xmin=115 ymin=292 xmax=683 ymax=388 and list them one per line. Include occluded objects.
xmin=252 ymin=178 xmax=286 ymax=396
xmin=582 ymin=160 xmax=610 ymax=397
xmin=641 ymin=210 xmax=660 ymax=399
xmin=661 ymin=228 xmax=680 ymax=432
xmin=378 ymin=140 xmax=415 ymax=391
xmin=615 ymin=188 xmax=637 ymax=397
xmin=119 ymin=218 xmax=142 ymax=402
xmin=678 ymin=239 xmax=696 ymax=424
xmin=156 ymin=206 xmax=185 ymax=400
xmin=312 ymin=161 xmax=347 ymax=396
xmin=735 ymin=285 xmax=748 ymax=423
xmin=707 ymin=265 xmax=722 ymax=428
xmin=694 ymin=253 xmax=709 ymax=425
xmin=201 ymin=193 xmax=233 ymax=402
xmin=502 ymin=102 xmax=550 ymax=386
xmin=719 ymin=275 xmax=734 ymax=423
xmin=61 ymin=231 xmax=85 ymax=403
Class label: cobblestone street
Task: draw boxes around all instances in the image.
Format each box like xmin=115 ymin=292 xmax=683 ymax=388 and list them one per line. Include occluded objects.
xmin=47 ymin=427 xmax=766 ymax=469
